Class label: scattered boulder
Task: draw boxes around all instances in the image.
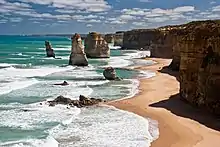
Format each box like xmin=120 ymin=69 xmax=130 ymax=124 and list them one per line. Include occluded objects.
xmin=45 ymin=41 xmax=55 ymax=58
xmin=84 ymin=32 xmax=110 ymax=58
xmin=69 ymin=33 xmax=88 ymax=66
xmin=103 ymin=67 xmax=121 ymax=80
xmin=47 ymin=95 xmax=105 ymax=108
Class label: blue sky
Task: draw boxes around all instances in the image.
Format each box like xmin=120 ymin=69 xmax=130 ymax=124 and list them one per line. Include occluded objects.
xmin=0 ymin=0 xmax=220 ymax=34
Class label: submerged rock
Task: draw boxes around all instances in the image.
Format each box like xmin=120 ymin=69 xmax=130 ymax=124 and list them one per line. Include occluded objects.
xmin=54 ymin=81 xmax=69 ymax=86
xmin=103 ymin=67 xmax=121 ymax=80
xmin=84 ymin=32 xmax=110 ymax=58
xmin=48 ymin=95 xmax=104 ymax=108
xmin=69 ymin=33 xmax=88 ymax=66
xmin=45 ymin=41 xmax=55 ymax=58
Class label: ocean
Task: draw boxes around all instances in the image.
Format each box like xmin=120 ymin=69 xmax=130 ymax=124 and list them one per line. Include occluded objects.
xmin=0 ymin=35 xmax=158 ymax=147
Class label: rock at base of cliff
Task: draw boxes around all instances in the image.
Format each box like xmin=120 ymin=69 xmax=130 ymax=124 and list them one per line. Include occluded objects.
xmin=69 ymin=53 xmax=88 ymax=66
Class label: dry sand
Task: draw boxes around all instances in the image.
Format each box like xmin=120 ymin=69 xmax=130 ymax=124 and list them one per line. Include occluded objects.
xmin=108 ymin=58 xmax=220 ymax=147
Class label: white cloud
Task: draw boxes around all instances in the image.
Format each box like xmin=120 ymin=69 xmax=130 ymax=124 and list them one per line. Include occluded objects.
xmin=77 ymin=19 xmax=101 ymax=23
xmin=19 ymin=0 xmax=111 ymax=12
xmin=173 ymin=6 xmax=195 ymax=13
xmin=86 ymin=24 xmax=93 ymax=27
xmin=10 ymin=17 xmax=23 ymax=22
xmin=139 ymin=0 xmax=151 ymax=2
xmin=212 ymin=5 xmax=220 ymax=11
xmin=0 ymin=19 xmax=7 ymax=23
xmin=0 ymin=0 xmax=31 ymax=13
xmin=132 ymin=21 xmax=148 ymax=26
xmin=210 ymin=1 xmax=216 ymax=5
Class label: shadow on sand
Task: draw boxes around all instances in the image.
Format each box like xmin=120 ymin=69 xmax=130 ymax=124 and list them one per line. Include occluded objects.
xmin=149 ymin=66 xmax=220 ymax=131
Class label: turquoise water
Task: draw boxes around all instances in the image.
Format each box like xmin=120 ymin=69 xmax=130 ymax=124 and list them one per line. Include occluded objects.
xmin=0 ymin=35 xmax=157 ymax=147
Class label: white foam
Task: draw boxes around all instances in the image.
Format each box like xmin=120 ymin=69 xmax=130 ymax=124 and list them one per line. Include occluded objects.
xmin=0 ymin=135 xmax=59 ymax=147
xmin=0 ymin=63 xmax=16 ymax=68
xmin=101 ymin=56 xmax=133 ymax=68
xmin=0 ymin=78 xmax=38 ymax=95
xmin=0 ymin=66 xmax=74 ymax=79
xmin=49 ymin=106 xmax=159 ymax=147
xmin=0 ymin=102 xmax=81 ymax=129
xmin=124 ymin=50 xmax=150 ymax=59
xmin=108 ymin=44 xmax=121 ymax=50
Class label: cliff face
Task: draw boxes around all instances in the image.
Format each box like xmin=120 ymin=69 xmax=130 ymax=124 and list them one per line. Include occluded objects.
xmin=179 ymin=20 xmax=220 ymax=114
xmin=85 ymin=32 xmax=110 ymax=58
xmin=104 ymin=34 xmax=114 ymax=43
xmin=122 ymin=29 xmax=175 ymax=58
xmin=114 ymin=31 xmax=124 ymax=47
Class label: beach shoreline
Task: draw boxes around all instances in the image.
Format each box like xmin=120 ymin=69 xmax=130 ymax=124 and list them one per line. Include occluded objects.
xmin=108 ymin=58 xmax=220 ymax=147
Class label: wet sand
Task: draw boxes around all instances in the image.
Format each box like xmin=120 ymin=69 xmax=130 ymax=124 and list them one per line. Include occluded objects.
xmin=108 ymin=58 xmax=220 ymax=147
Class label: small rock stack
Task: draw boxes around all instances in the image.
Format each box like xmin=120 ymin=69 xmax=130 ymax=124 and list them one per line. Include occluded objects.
xmin=45 ymin=41 xmax=55 ymax=58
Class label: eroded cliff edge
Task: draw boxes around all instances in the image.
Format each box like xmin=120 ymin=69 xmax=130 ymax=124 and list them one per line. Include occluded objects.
xmin=121 ymin=20 xmax=220 ymax=115
xmin=178 ymin=20 xmax=220 ymax=115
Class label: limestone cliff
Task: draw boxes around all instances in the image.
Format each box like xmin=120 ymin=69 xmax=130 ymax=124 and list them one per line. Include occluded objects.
xmin=178 ymin=20 xmax=220 ymax=114
xmin=122 ymin=29 xmax=174 ymax=58
xmin=114 ymin=31 xmax=124 ymax=47
xmin=104 ymin=34 xmax=114 ymax=43
xmin=84 ymin=32 xmax=110 ymax=58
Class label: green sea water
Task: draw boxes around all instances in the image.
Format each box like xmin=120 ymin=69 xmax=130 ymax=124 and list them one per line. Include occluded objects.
xmin=0 ymin=35 xmax=158 ymax=147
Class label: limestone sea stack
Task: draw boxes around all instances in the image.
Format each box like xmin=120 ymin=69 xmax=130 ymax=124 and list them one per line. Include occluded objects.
xmin=104 ymin=34 xmax=114 ymax=43
xmin=45 ymin=41 xmax=55 ymax=58
xmin=84 ymin=32 xmax=110 ymax=58
xmin=114 ymin=31 xmax=124 ymax=47
xmin=69 ymin=33 xmax=88 ymax=66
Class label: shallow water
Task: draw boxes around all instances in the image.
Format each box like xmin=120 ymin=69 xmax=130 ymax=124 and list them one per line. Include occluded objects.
xmin=0 ymin=35 xmax=158 ymax=147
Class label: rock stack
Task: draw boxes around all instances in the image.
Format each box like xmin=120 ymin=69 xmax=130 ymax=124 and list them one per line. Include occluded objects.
xmin=84 ymin=32 xmax=110 ymax=58
xmin=69 ymin=33 xmax=88 ymax=66
xmin=103 ymin=67 xmax=121 ymax=80
xmin=45 ymin=41 xmax=55 ymax=58
xmin=114 ymin=31 xmax=124 ymax=47
xmin=104 ymin=34 xmax=114 ymax=43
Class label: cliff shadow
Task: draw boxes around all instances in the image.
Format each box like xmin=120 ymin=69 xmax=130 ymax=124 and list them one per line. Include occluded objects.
xmin=149 ymin=93 xmax=220 ymax=131
xmin=158 ymin=66 xmax=180 ymax=82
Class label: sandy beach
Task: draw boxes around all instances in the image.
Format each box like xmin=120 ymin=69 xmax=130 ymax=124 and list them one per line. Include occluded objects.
xmin=108 ymin=58 xmax=220 ymax=147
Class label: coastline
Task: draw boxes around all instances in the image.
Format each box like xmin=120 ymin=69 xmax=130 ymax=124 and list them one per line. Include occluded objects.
xmin=108 ymin=58 xmax=220 ymax=147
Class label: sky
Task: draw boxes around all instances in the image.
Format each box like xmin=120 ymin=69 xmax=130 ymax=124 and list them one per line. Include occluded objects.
xmin=0 ymin=0 xmax=220 ymax=34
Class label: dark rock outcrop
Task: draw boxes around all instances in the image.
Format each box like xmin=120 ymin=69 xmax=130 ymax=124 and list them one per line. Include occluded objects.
xmin=84 ymin=32 xmax=110 ymax=58
xmin=69 ymin=33 xmax=88 ymax=66
xmin=48 ymin=95 xmax=105 ymax=108
xmin=178 ymin=20 xmax=220 ymax=115
xmin=114 ymin=31 xmax=124 ymax=47
xmin=45 ymin=41 xmax=55 ymax=58
xmin=103 ymin=67 xmax=121 ymax=80
xmin=104 ymin=34 xmax=114 ymax=43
